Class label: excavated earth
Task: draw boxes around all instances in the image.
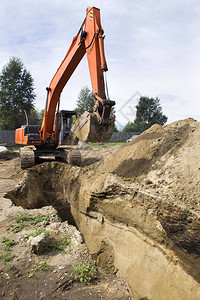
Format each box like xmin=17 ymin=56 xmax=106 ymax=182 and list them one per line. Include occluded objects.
xmin=0 ymin=150 xmax=130 ymax=300
xmin=4 ymin=118 xmax=200 ymax=299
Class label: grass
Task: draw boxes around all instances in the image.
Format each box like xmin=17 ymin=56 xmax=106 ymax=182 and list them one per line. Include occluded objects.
xmin=0 ymin=149 xmax=13 ymax=154
xmin=15 ymin=213 xmax=30 ymax=223
xmin=31 ymin=262 xmax=53 ymax=278
xmin=70 ymin=262 xmax=97 ymax=283
xmin=9 ymin=223 xmax=26 ymax=233
xmin=2 ymin=237 xmax=18 ymax=250
xmin=185 ymin=208 xmax=192 ymax=214
xmin=0 ymin=237 xmax=18 ymax=267
xmin=0 ymin=148 xmax=16 ymax=160
xmin=38 ymin=262 xmax=53 ymax=271
xmin=15 ymin=212 xmax=51 ymax=225
xmin=45 ymin=234 xmax=72 ymax=253
xmin=8 ymin=213 xmax=52 ymax=233
xmin=30 ymin=213 xmax=51 ymax=225
xmin=0 ymin=251 xmax=15 ymax=266
xmin=89 ymin=142 xmax=125 ymax=148
xmin=24 ymin=229 xmax=71 ymax=253
xmin=9 ymin=213 xmax=30 ymax=232
xmin=25 ymin=227 xmax=50 ymax=240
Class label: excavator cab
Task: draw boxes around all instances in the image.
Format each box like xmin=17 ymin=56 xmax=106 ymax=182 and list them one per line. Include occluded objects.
xmin=58 ymin=110 xmax=78 ymax=145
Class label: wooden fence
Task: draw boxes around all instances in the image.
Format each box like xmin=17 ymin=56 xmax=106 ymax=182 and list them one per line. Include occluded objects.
xmin=0 ymin=130 xmax=139 ymax=146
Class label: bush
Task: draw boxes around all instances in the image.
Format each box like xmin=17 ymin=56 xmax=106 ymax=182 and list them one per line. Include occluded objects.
xmin=71 ymin=262 xmax=97 ymax=283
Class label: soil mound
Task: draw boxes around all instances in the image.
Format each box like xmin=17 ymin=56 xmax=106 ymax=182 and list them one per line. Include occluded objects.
xmin=3 ymin=119 xmax=200 ymax=299
xmin=102 ymin=118 xmax=200 ymax=214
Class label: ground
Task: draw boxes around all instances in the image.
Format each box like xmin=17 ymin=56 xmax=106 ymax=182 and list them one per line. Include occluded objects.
xmin=0 ymin=150 xmax=131 ymax=300
xmin=1 ymin=119 xmax=200 ymax=299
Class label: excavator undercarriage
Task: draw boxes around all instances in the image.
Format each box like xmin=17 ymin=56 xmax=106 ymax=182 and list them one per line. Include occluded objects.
xmin=20 ymin=146 xmax=81 ymax=169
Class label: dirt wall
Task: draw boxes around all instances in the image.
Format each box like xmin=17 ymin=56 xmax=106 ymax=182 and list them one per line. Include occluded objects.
xmin=7 ymin=118 xmax=200 ymax=299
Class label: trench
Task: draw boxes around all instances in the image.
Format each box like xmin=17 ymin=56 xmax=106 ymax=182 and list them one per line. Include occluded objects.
xmin=6 ymin=161 xmax=200 ymax=300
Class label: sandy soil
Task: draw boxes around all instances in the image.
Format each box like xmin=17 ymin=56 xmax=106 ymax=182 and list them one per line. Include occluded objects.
xmin=1 ymin=118 xmax=200 ymax=298
xmin=0 ymin=152 xmax=131 ymax=300
xmin=97 ymin=119 xmax=200 ymax=215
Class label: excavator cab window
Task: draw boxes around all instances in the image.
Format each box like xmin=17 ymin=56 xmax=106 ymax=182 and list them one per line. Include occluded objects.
xmin=58 ymin=110 xmax=78 ymax=145
xmin=24 ymin=125 xmax=41 ymax=142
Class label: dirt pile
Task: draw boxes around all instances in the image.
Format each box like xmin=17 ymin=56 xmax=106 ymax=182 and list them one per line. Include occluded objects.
xmin=4 ymin=118 xmax=200 ymax=299
xmin=69 ymin=118 xmax=200 ymax=299
xmin=101 ymin=118 xmax=200 ymax=214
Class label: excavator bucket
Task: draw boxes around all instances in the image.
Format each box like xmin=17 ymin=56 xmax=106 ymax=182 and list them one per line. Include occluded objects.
xmin=71 ymin=111 xmax=115 ymax=143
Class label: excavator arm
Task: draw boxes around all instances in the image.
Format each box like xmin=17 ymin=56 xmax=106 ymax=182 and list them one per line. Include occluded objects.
xmin=40 ymin=6 xmax=115 ymax=145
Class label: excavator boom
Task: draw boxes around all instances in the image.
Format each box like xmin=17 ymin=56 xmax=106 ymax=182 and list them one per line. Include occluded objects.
xmin=15 ymin=6 xmax=115 ymax=168
xmin=40 ymin=6 xmax=115 ymax=145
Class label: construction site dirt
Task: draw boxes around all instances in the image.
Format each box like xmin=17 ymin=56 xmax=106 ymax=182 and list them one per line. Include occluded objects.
xmin=1 ymin=118 xmax=200 ymax=299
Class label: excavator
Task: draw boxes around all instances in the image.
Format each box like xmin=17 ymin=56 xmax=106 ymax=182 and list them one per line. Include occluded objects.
xmin=15 ymin=7 xmax=115 ymax=168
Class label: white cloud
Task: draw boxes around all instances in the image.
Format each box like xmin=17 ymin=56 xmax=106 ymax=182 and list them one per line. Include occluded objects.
xmin=0 ymin=0 xmax=200 ymax=125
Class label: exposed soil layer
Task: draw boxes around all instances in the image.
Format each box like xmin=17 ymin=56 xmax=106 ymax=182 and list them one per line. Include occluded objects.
xmin=4 ymin=118 xmax=200 ymax=299
xmin=0 ymin=154 xmax=131 ymax=300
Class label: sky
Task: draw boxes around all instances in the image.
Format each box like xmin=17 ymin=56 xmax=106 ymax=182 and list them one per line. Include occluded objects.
xmin=0 ymin=0 xmax=200 ymax=129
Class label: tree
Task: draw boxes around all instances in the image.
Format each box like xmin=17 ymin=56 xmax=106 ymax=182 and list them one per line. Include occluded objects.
xmin=0 ymin=57 xmax=36 ymax=130
xmin=75 ymin=86 xmax=94 ymax=115
xmin=134 ymin=97 xmax=167 ymax=132
xmin=122 ymin=121 xmax=139 ymax=132
xmin=29 ymin=108 xmax=44 ymax=125
xmin=75 ymin=86 xmax=115 ymax=115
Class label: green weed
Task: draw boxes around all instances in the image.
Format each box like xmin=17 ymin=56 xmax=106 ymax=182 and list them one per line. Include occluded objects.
xmin=25 ymin=227 xmax=50 ymax=240
xmin=2 ymin=237 xmax=18 ymax=250
xmin=38 ymin=262 xmax=53 ymax=271
xmin=9 ymin=223 xmax=26 ymax=233
xmin=15 ymin=212 xmax=51 ymax=225
xmin=0 ymin=237 xmax=18 ymax=267
xmin=70 ymin=262 xmax=97 ymax=283
xmin=31 ymin=262 xmax=53 ymax=278
xmin=8 ymin=213 xmax=52 ymax=233
xmin=29 ymin=213 xmax=51 ymax=225
xmin=0 ymin=251 xmax=15 ymax=266
xmin=8 ymin=213 xmax=30 ymax=233
xmin=15 ymin=213 xmax=30 ymax=223
xmin=45 ymin=234 xmax=71 ymax=253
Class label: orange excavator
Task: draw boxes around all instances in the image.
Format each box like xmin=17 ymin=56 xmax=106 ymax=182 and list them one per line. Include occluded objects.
xmin=15 ymin=7 xmax=115 ymax=168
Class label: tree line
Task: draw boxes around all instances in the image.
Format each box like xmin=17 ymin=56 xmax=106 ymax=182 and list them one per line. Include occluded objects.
xmin=75 ymin=86 xmax=167 ymax=133
xmin=122 ymin=96 xmax=167 ymax=133
xmin=0 ymin=57 xmax=167 ymax=132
